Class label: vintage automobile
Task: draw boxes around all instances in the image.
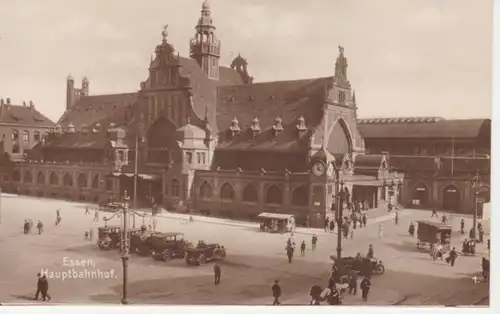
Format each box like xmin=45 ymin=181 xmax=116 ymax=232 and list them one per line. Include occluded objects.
xmin=185 ymin=241 xmax=227 ymax=266
xmin=150 ymin=232 xmax=192 ymax=261
xmin=97 ymin=226 xmax=121 ymax=250
xmin=97 ymin=226 xmax=141 ymax=251
xmin=330 ymin=255 xmax=385 ymax=276
xmin=416 ymin=220 xmax=452 ymax=252
xmin=130 ymin=230 xmax=160 ymax=256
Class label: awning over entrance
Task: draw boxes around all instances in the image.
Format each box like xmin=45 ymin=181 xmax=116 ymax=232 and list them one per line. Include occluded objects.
xmin=109 ymin=172 xmax=162 ymax=181
xmin=343 ymin=175 xmax=382 ymax=187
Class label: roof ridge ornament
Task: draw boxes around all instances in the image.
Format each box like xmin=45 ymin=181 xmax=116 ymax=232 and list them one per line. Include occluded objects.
xmin=162 ymin=24 xmax=168 ymax=43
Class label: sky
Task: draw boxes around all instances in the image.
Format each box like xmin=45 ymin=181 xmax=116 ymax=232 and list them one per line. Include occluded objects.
xmin=0 ymin=0 xmax=493 ymax=122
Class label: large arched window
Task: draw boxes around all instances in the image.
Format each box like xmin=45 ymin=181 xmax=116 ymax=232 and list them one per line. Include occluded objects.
xmin=242 ymin=184 xmax=258 ymax=203
xmin=24 ymin=171 xmax=33 ymax=183
xmin=49 ymin=172 xmax=59 ymax=185
xmin=37 ymin=171 xmax=45 ymax=185
xmin=92 ymin=174 xmax=99 ymax=189
xmin=11 ymin=170 xmax=20 ymax=182
xmin=266 ymin=185 xmax=283 ymax=205
xmin=77 ymin=173 xmax=87 ymax=188
xmin=63 ymin=173 xmax=73 ymax=187
xmin=199 ymin=181 xmax=213 ymax=199
xmin=220 ymin=182 xmax=235 ymax=201
xmin=171 ymin=179 xmax=180 ymax=197
xmin=291 ymin=185 xmax=309 ymax=206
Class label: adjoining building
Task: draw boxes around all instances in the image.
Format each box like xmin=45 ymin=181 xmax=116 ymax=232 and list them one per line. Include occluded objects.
xmin=0 ymin=1 xmax=400 ymax=227
xmin=358 ymin=117 xmax=491 ymax=214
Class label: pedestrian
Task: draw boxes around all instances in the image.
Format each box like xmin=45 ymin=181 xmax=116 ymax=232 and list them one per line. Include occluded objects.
xmin=309 ymin=285 xmax=322 ymax=305
xmin=367 ymin=244 xmax=374 ymax=258
xmin=85 ymin=207 xmax=90 ymax=215
xmin=460 ymin=219 xmax=465 ymax=235
xmin=28 ymin=220 xmax=34 ymax=233
xmin=24 ymin=220 xmax=29 ymax=234
xmin=55 ymin=216 xmax=61 ymax=226
xmin=324 ymin=217 xmax=329 ymax=232
xmin=482 ymin=257 xmax=490 ymax=281
xmin=362 ymin=214 xmax=367 ymax=227
xmin=40 ymin=275 xmax=51 ymax=301
xmin=327 ymin=287 xmax=341 ymax=305
xmin=378 ymin=223 xmax=383 ymax=240
xmin=360 ymin=276 xmax=371 ymax=302
xmin=348 ymin=273 xmax=358 ymax=295
xmin=478 ymin=229 xmax=484 ymax=243
xmin=189 ymin=215 xmax=194 ymax=224
xmin=343 ymin=223 xmax=349 ymax=239
xmin=469 ymin=227 xmax=475 ymax=239
xmin=441 ymin=214 xmax=447 ymax=224
xmin=213 ymin=262 xmax=221 ymax=285
xmin=286 ymin=245 xmax=294 ymax=263
xmin=300 ymin=241 xmax=306 ymax=256
xmin=408 ymin=222 xmax=415 ymax=237
xmin=94 ymin=210 xmax=99 ymax=222
xmin=329 ymin=220 xmax=335 ymax=233
xmin=37 ymin=220 xmax=44 ymax=235
xmin=446 ymin=247 xmax=458 ymax=266
xmin=350 ymin=229 xmax=354 ymax=240
xmin=311 ymin=234 xmax=317 ymax=251
xmin=395 ymin=211 xmax=399 ymax=225
xmin=272 ymin=280 xmax=281 ymax=305
xmin=431 ymin=208 xmax=438 ymax=218
xmin=34 ymin=273 xmax=43 ymax=300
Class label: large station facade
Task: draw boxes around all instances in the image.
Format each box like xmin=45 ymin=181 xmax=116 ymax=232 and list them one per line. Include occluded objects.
xmin=0 ymin=1 xmax=400 ymax=227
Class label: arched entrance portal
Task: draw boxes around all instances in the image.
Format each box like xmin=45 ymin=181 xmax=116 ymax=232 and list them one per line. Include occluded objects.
xmin=442 ymin=185 xmax=460 ymax=211
xmin=411 ymin=183 xmax=429 ymax=207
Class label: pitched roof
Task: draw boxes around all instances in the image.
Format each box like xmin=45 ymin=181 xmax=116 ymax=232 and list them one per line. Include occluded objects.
xmin=219 ymin=66 xmax=244 ymax=86
xmin=0 ymin=104 xmax=55 ymax=127
xmin=41 ymin=132 xmax=111 ymax=149
xmin=358 ymin=118 xmax=490 ymax=139
xmin=57 ymin=93 xmax=137 ymax=130
xmin=215 ymin=77 xmax=332 ymax=150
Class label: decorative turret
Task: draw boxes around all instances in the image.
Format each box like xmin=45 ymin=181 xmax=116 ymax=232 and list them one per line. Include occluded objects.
xmin=296 ymin=115 xmax=307 ymax=137
xmin=189 ymin=0 xmax=220 ymax=80
xmin=228 ymin=117 xmax=241 ymax=137
xmin=272 ymin=117 xmax=284 ymax=137
xmin=250 ymin=117 xmax=261 ymax=138
xmin=230 ymin=54 xmax=253 ymax=84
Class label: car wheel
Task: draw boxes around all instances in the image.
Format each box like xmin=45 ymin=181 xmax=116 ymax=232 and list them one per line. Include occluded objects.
xmin=199 ymin=254 xmax=207 ymax=265
xmin=163 ymin=249 xmax=172 ymax=261
xmin=375 ymin=264 xmax=385 ymax=275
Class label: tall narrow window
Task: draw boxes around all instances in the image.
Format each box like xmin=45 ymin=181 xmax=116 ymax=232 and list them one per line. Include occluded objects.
xmin=23 ymin=131 xmax=29 ymax=143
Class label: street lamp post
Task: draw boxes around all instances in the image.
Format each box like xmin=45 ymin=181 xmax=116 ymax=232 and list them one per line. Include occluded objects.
xmin=336 ymin=172 xmax=345 ymax=260
xmin=132 ymin=133 xmax=139 ymax=228
xmin=121 ymin=190 xmax=130 ymax=305
xmin=472 ymin=169 xmax=480 ymax=240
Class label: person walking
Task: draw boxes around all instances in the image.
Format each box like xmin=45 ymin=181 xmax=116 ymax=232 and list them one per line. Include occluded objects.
xmin=447 ymin=247 xmax=458 ymax=266
xmin=460 ymin=219 xmax=465 ymax=235
xmin=40 ymin=275 xmax=51 ymax=301
xmin=367 ymin=244 xmax=374 ymax=258
xmin=94 ymin=210 xmax=99 ymax=222
xmin=34 ymin=273 xmax=43 ymax=300
xmin=431 ymin=208 xmax=438 ymax=218
xmin=324 ymin=217 xmax=330 ymax=232
xmin=350 ymin=229 xmax=354 ymax=240
xmin=441 ymin=214 xmax=447 ymax=224
xmin=348 ymin=273 xmax=358 ymax=295
xmin=327 ymin=287 xmax=341 ymax=305
xmin=36 ymin=220 xmax=44 ymax=235
xmin=329 ymin=220 xmax=335 ymax=233
xmin=378 ymin=223 xmax=384 ymax=240
xmin=213 ymin=262 xmax=221 ymax=285
xmin=272 ymin=280 xmax=281 ymax=305
xmin=360 ymin=276 xmax=371 ymax=302
xmin=478 ymin=229 xmax=484 ymax=244
xmin=286 ymin=245 xmax=294 ymax=263
xmin=85 ymin=206 xmax=90 ymax=215
xmin=362 ymin=213 xmax=367 ymax=227
xmin=311 ymin=234 xmax=317 ymax=251
xmin=300 ymin=241 xmax=306 ymax=256
xmin=394 ymin=211 xmax=399 ymax=225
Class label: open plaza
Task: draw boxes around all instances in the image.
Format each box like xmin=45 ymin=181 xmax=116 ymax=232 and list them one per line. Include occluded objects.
xmin=0 ymin=193 xmax=489 ymax=305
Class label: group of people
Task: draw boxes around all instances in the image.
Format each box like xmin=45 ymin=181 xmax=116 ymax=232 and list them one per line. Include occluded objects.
xmin=23 ymin=219 xmax=44 ymax=235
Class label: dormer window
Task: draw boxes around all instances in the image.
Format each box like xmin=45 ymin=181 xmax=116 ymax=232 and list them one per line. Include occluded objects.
xmin=250 ymin=117 xmax=261 ymax=138
xmin=228 ymin=117 xmax=240 ymax=137
xmin=296 ymin=115 xmax=307 ymax=137
xmin=272 ymin=117 xmax=284 ymax=137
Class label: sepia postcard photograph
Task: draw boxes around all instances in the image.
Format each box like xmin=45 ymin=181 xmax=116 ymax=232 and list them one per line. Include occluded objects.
xmin=0 ymin=0 xmax=494 ymax=308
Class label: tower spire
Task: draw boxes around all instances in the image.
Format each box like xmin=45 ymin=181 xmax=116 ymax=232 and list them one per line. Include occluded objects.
xmin=189 ymin=0 xmax=220 ymax=80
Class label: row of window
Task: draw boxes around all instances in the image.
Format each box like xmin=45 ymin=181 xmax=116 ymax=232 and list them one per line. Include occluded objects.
xmin=9 ymin=170 xmax=100 ymax=188
xmin=197 ymin=181 xmax=310 ymax=206
xmin=11 ymin=130 xmax=44 ymax=143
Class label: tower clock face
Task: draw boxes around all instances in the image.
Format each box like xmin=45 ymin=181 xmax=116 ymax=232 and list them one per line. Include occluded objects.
xmin=312 ymin=162 xmax=326 ymax=176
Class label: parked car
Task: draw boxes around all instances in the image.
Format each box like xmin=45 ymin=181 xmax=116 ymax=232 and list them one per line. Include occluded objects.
xmin=185 ymin=241 xmax=227 ymax=266
xmin=150 ymin=232 xmax=192 ymax=261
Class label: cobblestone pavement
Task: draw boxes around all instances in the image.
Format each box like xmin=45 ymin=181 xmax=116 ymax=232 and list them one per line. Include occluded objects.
xmin=0 ymin=194 xmax=489 ymax=305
